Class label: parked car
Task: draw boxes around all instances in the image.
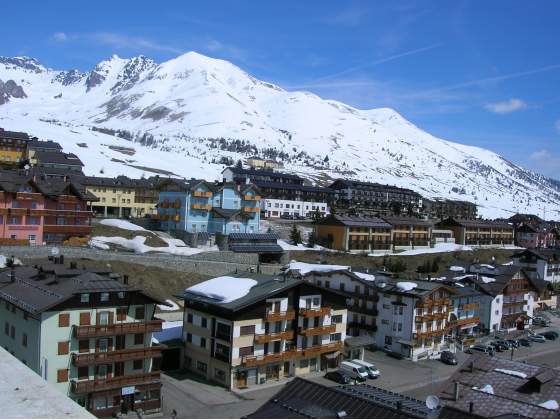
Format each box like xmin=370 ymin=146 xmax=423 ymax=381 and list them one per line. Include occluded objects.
xmin=440 ymin=351 xmax=458 ymax=365
xmin=543 ymin=331 xmax=558 ymax=340
xmin=506 ymin=339 xmax=519 ymax=348
xmin=468 ymin=344 xmax=495 ymax=356
xmin=528 ymin=334 xmax=546 ymax=343
xmin=340 ymin=361 xmax=369 ymax=382
xmin=352 ymin=359 xmax=380 ymax=379
xmin=324 ymin=370 xmax=352 ymax=384
xmin=490 ymin=341 xmax=507 ymax=352
xmin=518 ymin=338 xmax=532 ymax=347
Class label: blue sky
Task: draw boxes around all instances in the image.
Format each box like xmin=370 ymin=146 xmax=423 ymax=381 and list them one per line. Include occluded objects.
xmin=2 ymin=1 xmax=560 ymax=177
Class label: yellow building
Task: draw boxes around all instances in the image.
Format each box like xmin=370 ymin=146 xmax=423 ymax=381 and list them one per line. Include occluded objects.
xmin=245 ymin=157 xmax=282 ymax=169
xmin=83 ymin=176 xmax=159 ymax=218
xmin=0 ymin=129 xmax=30 ymax=165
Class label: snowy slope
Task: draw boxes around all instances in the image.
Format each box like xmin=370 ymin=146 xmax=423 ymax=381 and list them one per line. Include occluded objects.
xmin=0 ymin=53 xmax=559 ymax=219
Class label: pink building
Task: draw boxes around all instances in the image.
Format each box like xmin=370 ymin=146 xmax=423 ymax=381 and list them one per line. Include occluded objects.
xmin=516 ymin=223 xmax=560 ymax=249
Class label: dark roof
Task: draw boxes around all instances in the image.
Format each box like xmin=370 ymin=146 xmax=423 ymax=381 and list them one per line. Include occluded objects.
xmin=512 ymin=248 xmax=560 ymax=262
xmin=0 ymin=261 xmax=160 ymax=315
xmin=253 ymin=180 xmax=333 ymax=194
xmin=382 ymin=216 xmax=434 ymax=227
xmin=36 ymin=151 xmax=84 ymax=167
xmin=28 ymin=139 xmax=62 ymax=150
xmin=0 ymin=129 xmax=30 ymax=141
xmin=437 ymin=354 xmax=560 ymax=418
xmin=212 ymin=208 xmax=241 ymax=218
xmin=229 ymin=232 xmax=280 ymax=241
xmin=329 ymin=179 xmax=420 ymax=195
xmin=224 ymin=166 xmax=303 ymax=181
xmin=229 ymin=244 xmax=284 ymax=253
xmin=83 ymin=175 xmax=159 ymax=189
xmin=381 ymin=279 xmax=457 ymax=299
xmin=316 ymin=214 xmax=392 ymax=229
xmin=247 ymin=377 xmax=437 ymax=418
xmin=437 ymin=218 xmax=513 ymax=229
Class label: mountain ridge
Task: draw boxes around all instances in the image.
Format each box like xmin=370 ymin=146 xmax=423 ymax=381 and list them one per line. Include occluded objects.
xmin=0 ymin=52 xmax=558 ymax=219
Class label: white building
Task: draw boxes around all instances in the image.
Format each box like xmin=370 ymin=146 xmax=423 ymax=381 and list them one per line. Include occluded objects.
xmin=512 ymin=249 xmax=560 ymax=284
xmin=263 ymin=198 xmax=329 ymax=219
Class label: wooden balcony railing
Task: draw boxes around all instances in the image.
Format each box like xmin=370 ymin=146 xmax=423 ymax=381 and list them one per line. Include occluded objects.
xmin=193 ymin=191 xmax=212 ymax=198
xmin=58 ymin=195 xmax=79 ymax=203
xmin=43 ymin=225 xmax=92 ymax=234
xmin=254 ymin=330 xmax=294 ymax=344
xmin=74 ymin=320 xmax=163 ymax=339
xmin=265 ymin=310 xmax=295 ymax=322
xmin=9 ymin=208 xmax=27 ymax=216
xmin=302 ymin=341 xmax=343 ymax=357
xmin=72 ymin=346 xmax=162 ymax=367
xmin=300 ymin=307 xmax=331 ymax=317
xmin=242 ymin=206 xmax=260 ymax=213
xmin=160 ymin=201 xmax=169 ymax=209
xmin=299 ymin=324 xmax=336 ymax=337
xmin=16 ymin=192 xmax=42 ymax=200
xmin=414 ymin=328 xmax=448 ymax=339
xmin=459 ymin=303 xmax=479 ymax=311
xmin=503 ymin=300 xmax=528 ymax=307
xmin=242 ymin=352 xmax=287 ymax=367
xmin=449 ymin=316 xmax=480 ymax=328
xmin=72 ymin=371 xmax=161 ymax=394
xmin=191 ymin=203 xmax=212 ymax=210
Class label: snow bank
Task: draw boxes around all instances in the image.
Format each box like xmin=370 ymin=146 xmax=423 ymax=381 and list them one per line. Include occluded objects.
xmin=480 ymin=276 xmax=496 ymax=283
xmin=473 ymin=384 xmax=494 ymax=395
xmin=0 ymin=255 xmax=22 ymax=268
xmin=286 ymin=261 xmax=349 ymax=275
xmin=90 ymin=235 xmax=218 ymax=256
xmin=453 ymin=274 xmax=473 ymax=280
xmin=278 ymin=239 xmax=325 ymax=251
xmin=449 ymin=266 xmax=465 ymax=272
xmin=153 ymin=320 xmax=183 ymax=344
xmin=494 ymin=368 xmax=527 ymax=379
xmin=99 ymin=218 xmax=147 ymax=231
xmin=479 ymin=264 xmax=495 ymax=269
xmin=157 ymin=299 xmax=180 ymax=312
xmin=355 ymin=272 xmax=375 ymax=281
xmin=501 ymin=261 xmax=514 ymax=266
xmin=538 ymin=400 xmax=559 ymax=410
xmin=369 ymin=242 xmax=473 ymax=257
xmin=186 ymin=276 xmax=257 ymax=303
xmin=396 ymin=282 xmax=417 ymax=292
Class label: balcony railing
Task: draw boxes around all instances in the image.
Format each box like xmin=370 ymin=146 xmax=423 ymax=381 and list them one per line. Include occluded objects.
xmin=265 ymin=310 xmax=295 ymax=322
xmin=254 ymin=330 xmax=294 ymax=344
xmin=193 ymin=191 xmax=212 ymax=198
xmin=72 ymin=346 xmax=162 ymax=367
xmin=449 ymin=316 xmax=480 ymax=327
xmin=242 ymin=206 xmax=260 ymax=213
xmin=43 ymin=225 xmax=92 ymax=234
xmin=300 ymin=307 xmax=331 ymax=317
xmin=503 ymin=300 xmax=528 ymax=307
xmin=74 ymin=320 xmax=163 ymax=338
xmin=302 ymin=341 xmax=343 ymax=357
xmin=16 ymin=192 xmax=42 ymax=200
xmin=242 ymin=352 xmax=288 ymax=367
xmin=459 ymin=303 xmax=479 ymax=311
xmin=72 ymin=371 xmax=161 ymax=394
xmin=191 ymin=203 xmax=212 ymax=210
xmin=298 ymin=324 xmax=336 ymax=337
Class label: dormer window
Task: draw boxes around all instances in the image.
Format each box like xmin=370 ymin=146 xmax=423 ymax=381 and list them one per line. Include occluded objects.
xmin=118 ymin=291 xmax=125 ymax=299
xmin=100 ymin=292 xmax=109 ymax=302
xmin=80 ymin=294 xmax=89 ymax=303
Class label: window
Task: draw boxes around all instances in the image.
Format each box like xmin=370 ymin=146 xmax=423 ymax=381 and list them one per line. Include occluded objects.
xmin=100 ymin=292 xmax=109 ymax=302
xmin=133 ymin=359 xmax=144 ymax=370
xmin=317 ymin=280 xmax=322 ymax=287
xmin=187 ymin=313 xmax=193 ymax=323
xmin=79 ymin=312 xmax=90 ymax=326
xmin=398 ymin=323 xmax=402 ymax=332
xmin=117 ymin=307 xmax=127 ymax=321
xmin=186 ymin=333 xmax=192 ymax=343
xmin=200 ymin=337 xmax=206 ymax=348
xmin=239 ymin=346 xmax=253 ymax=357
xmin=134 ymin=333 xmax=144 ymax=345
xmin=58 ymin=313 xmax=70 ymax=327
xmin=312 ymin=297 xmax=320 ymax=306
xmin=78 ymin=366 xmax=89 ymax=380
xmin=339 ymin=283 xmax=345 ymax=292
xmin=299 ymin=358 xmax=309 ymax=368
xmin=4 ymin=322 xmax=8 ymax=335
xmin=135 ymin=307 xmax=145 ymax=320
xmin=80 ymin=294 xmax=89 ymax=303
xmin=79 ymin=340 xmax=89 ymax=353
xmin=201 ymin=317 xmax=207 ymax=328
xmin=240 ymin=325 xmax=255 ymax=336
xmin=57 ymin=369 xmax=69 ymax=383
xmin=381 ymin=319 xmax=390 ymax=325
xmin=22 ymin=333 xmax=27 ymax=347
xmin=384 ymin=336 xmax=392 ymax=345
xmin=331 ymin=315 xmax=343 ymax=324
xmin=330 ymin=333 xmax=341 ymax=342
xmin=99 ymin=312 xmax=109 ymax=325
xmin=196 ymin=361 xmax=207 ymax=373
xmin=325 ymin=280 xmax=330 ymax=289
xmin=117 ymin=291 xmax=125 ymax=299
xmin=23 ymin=312 xmax=28 ymax=320
xmin=58 ymin=341 xmax=69 ymax=355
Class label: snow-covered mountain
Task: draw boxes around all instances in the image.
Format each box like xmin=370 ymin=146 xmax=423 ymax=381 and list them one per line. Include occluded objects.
xmin=0 ymin=52 xmax=559 ymax=219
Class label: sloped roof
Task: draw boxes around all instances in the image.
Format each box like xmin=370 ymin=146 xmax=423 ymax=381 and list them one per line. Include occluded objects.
xmin=36 ymin=151 xmax=84 ymax=167
xmin=316 ymin=214 xmax=392 ymax=228
xmin=437 ymin=218 xmax=513 ymax=229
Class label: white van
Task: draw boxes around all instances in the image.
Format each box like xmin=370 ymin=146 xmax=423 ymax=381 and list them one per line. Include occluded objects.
xmin=340 ymin=361 xmax=369 ymax=382
xmin=352 ymin=359 xmax=380 ymax=379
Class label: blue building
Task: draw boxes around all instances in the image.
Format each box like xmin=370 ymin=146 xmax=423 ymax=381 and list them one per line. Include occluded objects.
xmin=155 ymin=179 xmax=261 ymax=234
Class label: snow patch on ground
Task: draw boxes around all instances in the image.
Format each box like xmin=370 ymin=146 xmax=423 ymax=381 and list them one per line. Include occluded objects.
xmin=278 ymin=239 xmax=324 ymax=251
xmin=285 ymin=261 xmax=349 ymax=275
xmin=99 ymin=218 xmax=147 ymax=231
xmin=480 ymin=276 xmax=496 ymax=283
xmin=473 ymin=384 xmax=494 ymax=394
xmin=494 ymin=368 xmax=527 ymax=379
xmin=538 ymin=400 xmax=559 ymax=410
xmin=90 ymin=235 xmax=217 ymax=255
xmin=396 ymin=282 xmax=417 ymax=292
xmin=186 ymin=276 xmax=258 ymax=303
xmin=449 ymin=266 xmax=466 ymax=272
xmin=157 ymin=299 xmax=181 ymax=312
xmin=502 ymin=261 xmax=514 ymax=266
xmin=369 ymin=242 xmax=474 ymax=257
xmin=454 ymin=282 xmax=465 ymax=287
xmin=0 ymin=255 xmax=23 ymax=268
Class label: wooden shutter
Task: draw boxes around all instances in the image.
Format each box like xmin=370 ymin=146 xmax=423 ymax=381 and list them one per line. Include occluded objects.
xmin=108 ymin=338 xmax=113 ymax=351
xmin=58 ymin=313 xmax=70 ymax=327
xmin=58 ymin=341 xmax=69 ymax=355
xmin=79 ymin=312 xmax=90 ymax=326
xmin=117 ymin=307 xmax=126 ymax=321
xmin=108 ymin=311 xmax=114 ymax=325
xmin=96 ymin=312 xmax=100 ymax=325
xmin=95 ymin=339 xmax=100 ymax=353
xmin=57 ymin=369 xmax=68 ymax=383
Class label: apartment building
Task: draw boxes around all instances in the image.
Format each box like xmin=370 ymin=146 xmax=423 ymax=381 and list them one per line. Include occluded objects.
xmin=376 ymin=280 xmax=456 ymax=361
xmin=83 ymin=176 xmax=159 ymax=218
xmin=436 ymin=218 xmax=515 ymax=246
xmin=0 ymin=170 xmax=96 ymax=244
xmin=315 ymin=214 xmax=393 ymax=253
xmin=35 ymin=151 xmax=84 ymax=172
xmin=156 ymin=179 xmax=261 ymax=235
xmin=179 ymin=274 xmax=347 ymax=390
xmin=382 ymin=216 xmax=434 ymax=251
xmin=0 ymin=259 xmax=162 ymax=417
xmin=0 ymin=129 xmax=30 ymax=165
xmin=245 ymin=157 xmax=282 ymax=170
xmin=515 ymin=223 xmax=560 ymax=249
xmin=263 ymin=198 xmax=329 ymax=219
xmin=26 ymin=139 xmax=63 ymax=165
xmin=513 ymin=248 xmax=560 ymax=284
xmin=421 ymin=198 xmax=477 ymax=220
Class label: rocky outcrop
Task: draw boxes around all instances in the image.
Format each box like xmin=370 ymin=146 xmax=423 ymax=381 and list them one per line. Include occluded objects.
xmin=0 ymin=79 xmax=27 ymax=104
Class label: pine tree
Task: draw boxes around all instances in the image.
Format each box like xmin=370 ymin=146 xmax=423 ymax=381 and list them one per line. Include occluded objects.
xmin=307 ymin=231 xmax=317 ymax=248
xmin=290 ymin=224 xmax=302 ymax=245
xmin=431 ymin=259 xmax=439 ymax=273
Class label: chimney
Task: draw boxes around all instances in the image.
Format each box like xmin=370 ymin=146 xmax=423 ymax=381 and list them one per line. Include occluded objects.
xmin=469 ymin=402 xmax=474 ymax=415
xmin=454 ymin=382 xmax=460 ymax=401
xmin=123 ymin=275 xmax=129 ymax=285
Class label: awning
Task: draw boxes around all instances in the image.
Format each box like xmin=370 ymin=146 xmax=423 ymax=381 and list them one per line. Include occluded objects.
xmin=397 ymin=339 xmax=414 ymax=346
xmin=324 ymin=351 xmax=341 ymax=359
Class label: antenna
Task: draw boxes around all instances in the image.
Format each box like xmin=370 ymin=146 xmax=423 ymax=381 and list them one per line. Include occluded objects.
xmin=425 ymin=395 xmax=440 ymax=410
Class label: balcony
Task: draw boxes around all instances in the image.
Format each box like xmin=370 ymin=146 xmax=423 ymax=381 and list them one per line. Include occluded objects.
xmin=72 ymin=346 xmax=162 ymax=367
xmin=172 ymin=215 xmax=180 ymax=222
xmin=242 ymin=352 xmax=289 ymax=367
xmin=414 ymin=328 xmax=448 ymax=339
xmin=300 ymin=307 xmax=331 ymax=317
xmin=58 ymin=195 xmax=79 ymax=203
xmin=459 ymin=303 xmax=479 ymax=311
xmin=299 ymin=324 xmax=336 ymax=336
xmin=160 ymin=201 xmax=169 ymax=209
xmin=16 ymin=192 xmax=42 ymax=200
xmin=193 ymin=191 xmax=212 ymax=198
xmin=191 ymin=203 xmax=212 ymax=211
xmin=74 ymin=320 xmax=163 ymax=339
xmin=43 ymin=225 xmax=92 ymax=234
xmin=9 ymin=208 xmax=27 ymax=216
xmin=265 ymin=310 xmax=295 ymax=322
xmin=449 ymin=316 xmax=480 ymax=328
xmin=503 ymin=300 xmax=528 ymax=307
xmin=254 ymin=330 xmax=294 ymax=344
xmin=242 ymin=206 xmax=260 ymax=213
xmin=72 ymin=371 xmax=161 ymax=394
xmin=302 ymin=341 xmax=343 ymax=357
xmin=42 ymin=209 xmax=93 ymax=217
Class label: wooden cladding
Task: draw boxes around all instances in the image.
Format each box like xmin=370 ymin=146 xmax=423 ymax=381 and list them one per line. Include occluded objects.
xmin=79 ymin=312 xmax=91 ymax=326
xmin=254 ymin=330 xmax=294 ymax=344
xmin=298 ymin=324 xmax=336 ymax=337
xmin=58 ymin=341 xmax=70 ymax=355
xmin=71 ymin=371 xmax=161 ymax=394
xmin=74 ymin=320 xmax=162 ymax=338
xmin=299 ymin=307 xmax=331 ymax=317
xmin=59 ymin=313 xmax=70 ymax=327
xmin=265 ymin=310 xmax=296 ymax=322
xmin=72 ymin=346 xmax=162 ymax=367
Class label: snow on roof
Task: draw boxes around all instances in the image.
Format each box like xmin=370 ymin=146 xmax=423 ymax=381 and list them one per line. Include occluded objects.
xmin=396 ymin=282 xmax=418 ymax=292
xmin=480 ymin=264 xmax=495 ymax=269
xmin=186 ymin=276 xmax=258 ymax=303
xmin=454 ymin=282 xmax=465 ymax=287
xmin=157 ymin=299 xmax=180 ymax=312
xmin=286 ymin=261 xmax=349 ymax=275
xmin=480 ymin=276 xmax=496 ymax=283
xmin=502 ymin=261 xmax=514 ymax=266
xmin=473 ymin=384 xmax=494 ymax=395
xmin=453 ymin=275 xmax=472 ymax=280
xmin=355 ymin=272 xmax=375 ymax=281
xmin=494 ymin=368 xmax=527 ymax=379
xmin=449 ymin=266 xmax=465 ymax=272
xmin=99 ymin=218 xmax=146 ymax=231
xmin=538 ymin=400 xmax=559 ymax=410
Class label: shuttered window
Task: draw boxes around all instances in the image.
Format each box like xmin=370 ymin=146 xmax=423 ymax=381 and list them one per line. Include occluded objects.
xmin=57 ymin=369 xmax=68 ymax=383
xmin=79 ymin=312 xmax=90 ymax=326
xmin=58 ymin=341 xmax=69 ymax=355
xmin=58 ymin=313 xmax=70 ymax=327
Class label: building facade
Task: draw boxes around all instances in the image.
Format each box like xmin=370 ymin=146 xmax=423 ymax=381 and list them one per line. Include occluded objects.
xmin=382 ymin=216 xmax=433 ymax=251
xmin=0 ymin=129 xmax=29 ymax=166
xmin=436 ymin=218 xmax=515 ymax=246
xmin=421 ymin=198 xmax=477 ymax=220
xmin=512 ymin=249 xmax=560 ymax=284
xmin=263 ymin=198 xmax=329 ymax=219
xmin=0 ymin=259 xmax=162 ymax=417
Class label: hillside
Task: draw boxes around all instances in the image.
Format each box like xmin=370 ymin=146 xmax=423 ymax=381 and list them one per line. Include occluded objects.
xmin=0 ymin=53 xmax=559 ymax=218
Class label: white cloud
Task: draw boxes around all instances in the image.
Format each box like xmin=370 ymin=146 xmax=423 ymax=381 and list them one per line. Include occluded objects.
xmin=529 ymin=149 xmax=551 ymax=160
xmin=51 ymin=32 xmax=68 ymax=42
xmin=484 ymin=98 xmax=527 ymax=114
xmin=555 ymin=119 xmax=560 ymax=133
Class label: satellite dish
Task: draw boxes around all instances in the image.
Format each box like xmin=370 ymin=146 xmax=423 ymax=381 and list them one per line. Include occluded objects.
xmin=24 ymin=164 xmax=30 ymax=170
xmin=426 ymin=395 xmax=440 ymax=410
xmin=51 ymin=247 xmax=60 ymax=256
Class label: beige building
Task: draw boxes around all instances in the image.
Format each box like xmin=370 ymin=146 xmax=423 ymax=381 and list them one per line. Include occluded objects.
xmin=245 ymin=157 xmax=282 ymax=169
xmin=180 ymin=274 xmax=347 ymax=390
